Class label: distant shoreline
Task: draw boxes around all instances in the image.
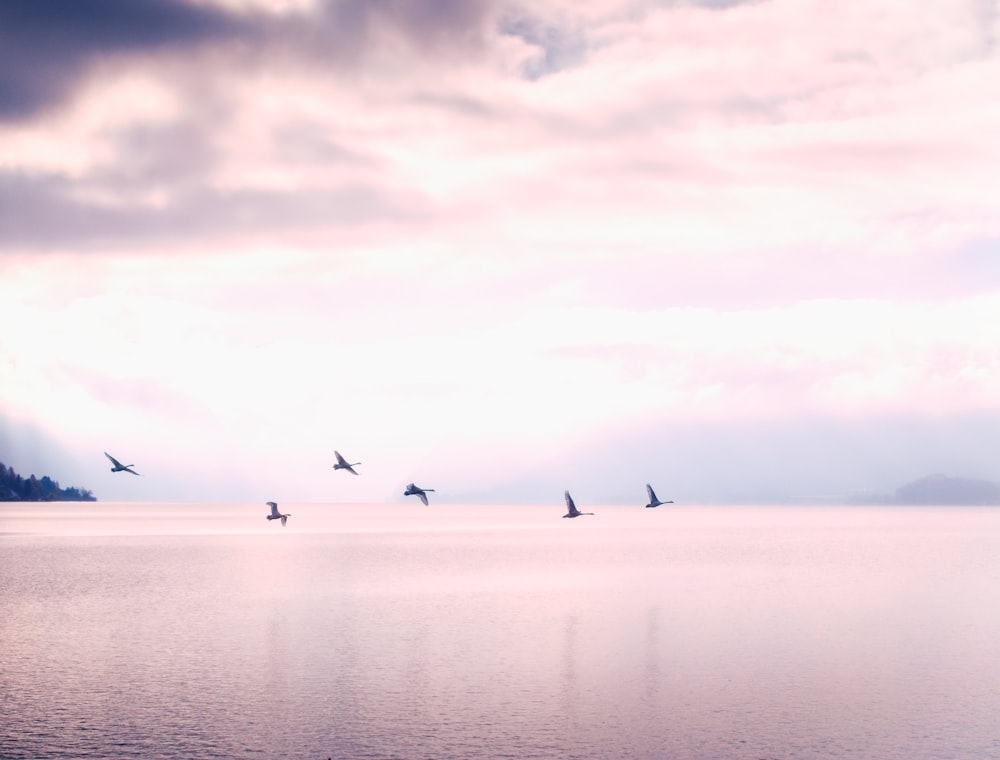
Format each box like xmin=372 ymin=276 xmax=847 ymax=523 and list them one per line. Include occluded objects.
xmin=0 ymin=461 xmax=96 ymax=502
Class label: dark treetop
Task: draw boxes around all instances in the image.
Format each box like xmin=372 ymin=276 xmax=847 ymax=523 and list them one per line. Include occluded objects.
xmin=0 ymin=460 xmax=96 ymax=501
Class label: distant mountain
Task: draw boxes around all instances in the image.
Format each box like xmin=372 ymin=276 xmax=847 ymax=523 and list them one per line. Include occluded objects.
xmin=894 ymin=474 xmax=1000 ymax=505
xmin=0 ymin=460 xmax=96 ymax=502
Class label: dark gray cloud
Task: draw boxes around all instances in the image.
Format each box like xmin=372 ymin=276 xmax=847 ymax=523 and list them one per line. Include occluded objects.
xmin=315 ymin=0 xmax=495 ymax=50
xmin=0 ymin=0 xmax=250 ymax=121
xmin=499 ymin=14 xmax=588 ymax=79
xmin=0 ymin=168 xmax=431 ymax=251
xmin=0 ymin=0 xmax=516 ymax=253
xmin=0 ymin=0 xmax=522 ymax=252
xmin=0 ymin=0 xmax=504 ymax=122
xmin=99 ymin=122 xmax=221 ymax=188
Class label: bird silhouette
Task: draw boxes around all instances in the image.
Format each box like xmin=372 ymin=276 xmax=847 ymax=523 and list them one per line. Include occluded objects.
xmin=644 ymin=483 xmax=673 ymax=508
xmin=266 ymin=501 xmax=290 ymax=527
xmin=404 ymin=483 xmax=435 ymax=505
xmin=104 ymin=452 xmax=140 ymax=476
xmin=332 ymin=450 xmax=361 ymax=475
xmin=562 ymin=491 xmax=594 ymax=518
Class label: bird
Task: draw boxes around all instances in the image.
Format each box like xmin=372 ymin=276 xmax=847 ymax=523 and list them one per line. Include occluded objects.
xmin=332 ymin=450 xmax=361 ymax=475
xmin=104 ymin=452 xmax=140 ymax=476
xmin=563 ymin=491 xmax=594 ymax=518
xmin=644 ymin=483 xmax=673 ymax=508
xmin=266 ymin=501 xmax=290 ymax=527
xmin=404 ymin=483 xmax=435 ymax=505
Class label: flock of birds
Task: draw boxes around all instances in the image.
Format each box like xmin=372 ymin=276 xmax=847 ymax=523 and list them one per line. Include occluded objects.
xmin=104 ymin=450 xmax=673 ymax=527
xmin=562 ymin=483 xmax=672 ymax=518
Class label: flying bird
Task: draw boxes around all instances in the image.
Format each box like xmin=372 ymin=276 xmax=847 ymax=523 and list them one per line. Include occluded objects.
xmin=404 ymin=483 xmax=435 ymax=506
xmin=266 ymin=501 xmax=290 ymax=527
xmin=562 ymin=491 xmax=594 ymax=518
xmin=104 ymin=452 xmax=140 ymax=476
xmin=644 ymin=483 xmax=673 ymax=508
xmin=332 ymin=450 xmax=361 ymax=475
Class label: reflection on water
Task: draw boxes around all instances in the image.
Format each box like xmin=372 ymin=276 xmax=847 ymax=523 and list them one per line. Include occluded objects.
xmin=2 ymin=503 xmax=1000 ymax=758
xmin=644 ymin=605 xmax=660 ymax=707
xmin=562 ymin=614 xmax=579 ymax=724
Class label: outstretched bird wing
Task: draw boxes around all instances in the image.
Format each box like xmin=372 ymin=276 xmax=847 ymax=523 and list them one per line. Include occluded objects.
xmin=646 ymin=483 xmax=657 ymax=503
xmin=564 ymin=491 xmax=578 ymax=515
xmin=105 ymin=452 xmax=123 ymax=468
xmin=267 ymin=501 xmax=280 ymax=518
xmin=334 ymin=451 xmax=348 ymax=466
xmin=417 ymin=491 xmax=429 ymax=506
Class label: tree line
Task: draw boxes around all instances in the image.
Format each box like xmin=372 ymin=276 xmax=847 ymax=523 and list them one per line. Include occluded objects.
xmin=0 ymin=461 xmax=96 ymax=501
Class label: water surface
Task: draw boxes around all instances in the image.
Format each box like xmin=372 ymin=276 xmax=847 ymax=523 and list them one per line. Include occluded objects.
xmin=2 ymin=503 xmax=999 ymax=758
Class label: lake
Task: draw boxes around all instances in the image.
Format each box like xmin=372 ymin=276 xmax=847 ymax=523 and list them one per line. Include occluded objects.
xmin=2 ymin=502 xmax=999 ymax=759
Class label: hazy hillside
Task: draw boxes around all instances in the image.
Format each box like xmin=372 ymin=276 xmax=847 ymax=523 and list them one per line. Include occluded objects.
xmin=895 ymin=474 xmax=1000 ymax=505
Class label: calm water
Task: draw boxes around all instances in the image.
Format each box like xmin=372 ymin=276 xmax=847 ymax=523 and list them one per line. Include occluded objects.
xmin=2 ymin=502 xmax=1000 ymax=759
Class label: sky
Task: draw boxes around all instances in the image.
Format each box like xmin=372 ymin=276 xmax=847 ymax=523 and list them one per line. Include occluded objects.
xmin=2 ymin=0 xmax=1000 ymax=504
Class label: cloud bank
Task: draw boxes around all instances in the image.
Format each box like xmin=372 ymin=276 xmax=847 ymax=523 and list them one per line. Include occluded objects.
xmin=2 ymin=0 xmax=999 ymax=501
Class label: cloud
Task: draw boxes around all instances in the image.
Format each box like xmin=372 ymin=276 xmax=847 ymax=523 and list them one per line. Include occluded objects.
xmin=0 ymin=167 xmax=432 ymax=250
xmin=656 ymin=0 xmax=762 ymax=9
xmin=0 ymin=0 xmax=249 ymax=121
xmin=0 ymin=0 xmax=508 ymax=122
xmin=0 ymin=0 xmax=523 ymax=251
xmin=4 ymin=0 xmax=998 ymax=259
xmin=3 ymin=0 xmax=1000 ymax=502
xmin=311 ymin=0 xmax=496 ymax=51
xmin=469 ymin=410 xmax=1000 ymax=504
xmin=499 ymin=12 xmax=589 ymax=79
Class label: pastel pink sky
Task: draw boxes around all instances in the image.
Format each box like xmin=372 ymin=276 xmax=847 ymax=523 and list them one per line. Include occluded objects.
xmin=2 ymin=0 xmax=999 ymax=502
